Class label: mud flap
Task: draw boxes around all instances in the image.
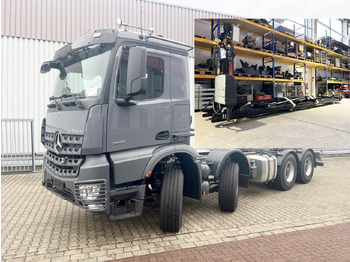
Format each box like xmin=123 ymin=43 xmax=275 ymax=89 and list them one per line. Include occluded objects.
xmin=239 ymin=173 xmax=249 ymax=188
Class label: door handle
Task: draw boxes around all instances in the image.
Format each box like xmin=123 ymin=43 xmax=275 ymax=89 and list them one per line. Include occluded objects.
xmin=155 ymin=130 xmax=170 ymax=140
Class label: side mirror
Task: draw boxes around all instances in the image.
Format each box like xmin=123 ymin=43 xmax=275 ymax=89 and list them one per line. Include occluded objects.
xmin=126 ymin=46 xmax=147 ymax=96
xmin=40 ymin=61 xmax=67 ymax=80
xmin=40 ymin=61 xmax=52 ymax=74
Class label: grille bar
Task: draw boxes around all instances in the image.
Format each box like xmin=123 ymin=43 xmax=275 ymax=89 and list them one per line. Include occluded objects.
xmin=45 ymin=151 xmax=84 ymax=177
xmin=44 ymin=132 xmax=83 ymax=155
xmin=46 ymin=151 xmax=83 ymax=167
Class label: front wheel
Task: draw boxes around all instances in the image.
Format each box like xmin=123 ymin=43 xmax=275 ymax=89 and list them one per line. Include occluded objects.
xmin=159 ymin=167 xmax=184 ymax=232
xmin=218 ymin=161 xmax=239 ymax=212
xmin=273 ymin=153 xmax=297 ymax=191
xmin=297 ymin=151 xmax=314 ymax=184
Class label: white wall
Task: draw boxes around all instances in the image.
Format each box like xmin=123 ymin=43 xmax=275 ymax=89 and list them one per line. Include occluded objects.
xmin=1 ymin=37 xmax=66 ymax=155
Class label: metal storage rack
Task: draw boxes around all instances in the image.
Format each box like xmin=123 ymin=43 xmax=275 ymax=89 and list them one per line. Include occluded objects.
xmin=194 ymin=37 xmax=217 ymax=110
xmin=194 ymin=19 xmax=350 ymax=102
xmin=315 ymin=32 xmax=350 ymax=95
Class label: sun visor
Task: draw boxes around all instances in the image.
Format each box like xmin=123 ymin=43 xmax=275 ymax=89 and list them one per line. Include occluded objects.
xmin=72 ymin=29 xmax=118 ymax=50
xmin=53 ymin=29 xmax=118 ymax=60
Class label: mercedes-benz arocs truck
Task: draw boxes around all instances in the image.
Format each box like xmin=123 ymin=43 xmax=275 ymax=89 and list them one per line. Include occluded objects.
xmin=40 ymin=24 xmax=323 ymax=232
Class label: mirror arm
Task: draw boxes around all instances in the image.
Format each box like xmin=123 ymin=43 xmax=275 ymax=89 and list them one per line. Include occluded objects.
xmin=124 ymin=95 xmax=132 ymax=102
xmin=115 ymin=98 xmax=137 ymax=106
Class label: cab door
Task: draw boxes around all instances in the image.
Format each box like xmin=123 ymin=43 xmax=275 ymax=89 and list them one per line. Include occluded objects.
xmin=107 ymin=46 xmax=171 ymax=153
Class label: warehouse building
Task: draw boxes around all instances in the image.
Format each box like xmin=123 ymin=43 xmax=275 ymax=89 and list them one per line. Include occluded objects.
xmin=1 ymin=0 xmax=350 ymax=171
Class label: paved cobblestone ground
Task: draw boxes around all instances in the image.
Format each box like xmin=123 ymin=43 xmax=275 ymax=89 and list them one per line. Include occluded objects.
xmin=114 ymin=222 xmax=350 ymax=261
xmin=2 ymin=156 xmax=350 ymax=261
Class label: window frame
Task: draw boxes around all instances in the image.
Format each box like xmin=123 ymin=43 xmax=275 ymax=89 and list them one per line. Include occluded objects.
xmin=115 ymin=46 xmax=166 ymax=102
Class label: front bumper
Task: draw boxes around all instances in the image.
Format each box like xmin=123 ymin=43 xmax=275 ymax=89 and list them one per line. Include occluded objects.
xmin=42 ymin=152 xmax=147 ymax=218
xmin=43 ymin=153 xmax=111 ymax=213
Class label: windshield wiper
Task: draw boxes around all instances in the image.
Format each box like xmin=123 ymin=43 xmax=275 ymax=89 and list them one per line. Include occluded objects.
xmin=61 ymin=94 xmax=85 ymax=109
xmin=48 ymin=96 xmax=62 ymax=110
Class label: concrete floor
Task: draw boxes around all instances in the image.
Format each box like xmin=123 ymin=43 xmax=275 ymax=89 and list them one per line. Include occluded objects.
xmin=194 ymin=98 xmax=350 ymax=149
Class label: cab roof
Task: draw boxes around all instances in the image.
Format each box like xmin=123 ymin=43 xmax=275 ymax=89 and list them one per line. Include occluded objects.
xmin=54 ymin=29 xmax=191 ymax=60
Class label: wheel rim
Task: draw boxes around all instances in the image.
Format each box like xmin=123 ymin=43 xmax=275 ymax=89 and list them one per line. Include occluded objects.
xmin=285 ymin=160 xmax=295 ymax=183
xmin=304 ymin=157 xmax=313 ymax=177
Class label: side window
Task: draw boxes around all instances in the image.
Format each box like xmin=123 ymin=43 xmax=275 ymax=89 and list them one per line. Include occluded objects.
xmin=116 ymin=53 xmax=128 ymax=98
xmin=170 ymin=55 xmax=188 ymax=99
xmin=116 ymin=49 xmax=164 ymax=100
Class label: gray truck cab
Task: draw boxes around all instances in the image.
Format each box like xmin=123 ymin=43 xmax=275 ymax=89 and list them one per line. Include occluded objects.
xmin=41 ymin=27 xmax=321 ymax=232
xmin=41 ymin=28 xmax=212 ymax=231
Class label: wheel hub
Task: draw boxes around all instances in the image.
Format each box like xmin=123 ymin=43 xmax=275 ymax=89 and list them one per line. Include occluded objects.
xmin=304 ymin=157 xmax=313 ymax=177
xmin=285 ymin=161 xmax=295 ymax=183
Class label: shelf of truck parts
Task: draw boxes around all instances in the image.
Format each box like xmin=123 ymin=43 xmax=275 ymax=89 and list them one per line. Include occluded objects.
xmin=305 ymin=61 xmax=328 ymax=69
xmin=235 ymin=77 xmax=305 ymax=83
xmin=194 ymin=75 xmax=306 ymax=82
xmin=204 ymin=18 xmax=272 ymax=39
xmin=305 ymin=62 xmax=350 ymax=72
xmin=234 ymin=46 xmax=273 ymax=59
xmin=195 ymin=74 xmax=216 ymax=79
xmin=194 ymin=37 xmax=218 ymax=51
xmin=327 ymin=66 xmax=350 ymax=72
xmin=229 ymin=19 xmax=274 ymax=38
xmin=229 ymin=19 xmax=300 ymax=43
xmin=234 ymin=46 xmax=304 ymax=65
xmin=326 ymin=51 xmax=350 ymax=60
xmin=273 ymin=53 xmax=306 ymax=65
xmin=317 ymin=80 xmax=345 ymax=84
xmin=227 ymin=19 xmax=350 ymax=61
xmin=273 ymin=78 xmax=306 ymax=83
xmin=232 ymin=19 xmax=329 ymax=52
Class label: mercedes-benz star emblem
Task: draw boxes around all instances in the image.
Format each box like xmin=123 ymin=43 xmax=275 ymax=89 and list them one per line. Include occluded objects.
xmin=54 ymin=133 xmax=63 ymax=154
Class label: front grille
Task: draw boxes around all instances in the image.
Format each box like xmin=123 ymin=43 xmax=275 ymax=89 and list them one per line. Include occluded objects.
xmin=75 ymin=182 xmax=107 ymax=210
xmin=45 ymin=151 xmax=84 ymax=177
xmin=44 ymin=132 xmax=83 ymax=155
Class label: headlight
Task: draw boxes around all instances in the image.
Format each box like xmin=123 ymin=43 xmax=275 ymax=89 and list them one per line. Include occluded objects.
xmin=78 ymin=184 xmax=102 ymax=201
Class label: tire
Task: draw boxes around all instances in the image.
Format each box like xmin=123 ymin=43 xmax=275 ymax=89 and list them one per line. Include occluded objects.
xmin=273 ymin=153 xmax=297 ymax=191
xmin=218 ymin=161 xmax=239 ymax=212
xmin=296 ymin=151 xmax=314 ymax=184
xmin=264 ymin=181 xmax=275 ymax=189
xmin=159 ymin=167 xmax=184 ymax=232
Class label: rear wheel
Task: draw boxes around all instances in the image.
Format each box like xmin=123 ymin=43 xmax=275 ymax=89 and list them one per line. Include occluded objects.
xmin=297 ymin=151 xmax=314 ymax=184
xmin=273 ymin=153 xmax=297 ymax=191
xmin=218 ymin=161 xmax=239 ymax=212
xmin=159 ymin=166 xmax=184 ymax=232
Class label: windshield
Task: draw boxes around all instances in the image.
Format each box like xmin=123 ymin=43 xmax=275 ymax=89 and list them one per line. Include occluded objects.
xmin=52 ymin=44 xmax=112 ymax=99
